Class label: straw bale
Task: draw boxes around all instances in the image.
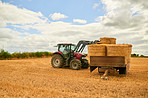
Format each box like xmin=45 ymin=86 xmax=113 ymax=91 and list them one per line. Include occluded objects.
xmin=100 ymin=37 xmax=116 ymax=44
xmin=88 ymin=44 xmax=106 ymax=56
xmin=106 ymin=44 xmax=132 ymax=64
xmin=88 ymin=44 xmax=106 ymax=64
xmin=87 ymin=44 xmax=132 ymax=64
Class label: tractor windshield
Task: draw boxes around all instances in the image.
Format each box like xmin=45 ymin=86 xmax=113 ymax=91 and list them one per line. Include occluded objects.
xmin=58 ymin=44 xmax=75 ymax=53
xmin=58 ymin=45 xmax=67 ymax=53
xmin=71 ymin=45 xmax=75 ymax=51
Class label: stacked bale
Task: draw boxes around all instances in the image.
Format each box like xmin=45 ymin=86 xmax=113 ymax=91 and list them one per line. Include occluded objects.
xmin=106 ymin=44 xmax=132 ymax=64
xmin=100 ymin=37 xmax=116 ymax=44
xmin=88 ymin=37 xmax=132 ymax=64
xmin=88 ymin=44 xmax=106 ymax=56
xmin=87 ymin=44 xmax=106 ymax=63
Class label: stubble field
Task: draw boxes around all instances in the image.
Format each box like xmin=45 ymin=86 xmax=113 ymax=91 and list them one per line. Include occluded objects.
xmin=0 ymin=57 xmax=148 ymax=97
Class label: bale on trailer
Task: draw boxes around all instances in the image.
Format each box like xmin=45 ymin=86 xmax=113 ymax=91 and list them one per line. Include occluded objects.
xmin=100 ymin=37 xmax=116 ymax=44
xmin=87 ymin=44 xmax=106 ymax=64
xmin=88 ymin=44 xmax=132 ymax=64
xmin=106 ymin=44 xmax=132 ymax=64
xmin=88 ymin=44 xmax=106 ymax=56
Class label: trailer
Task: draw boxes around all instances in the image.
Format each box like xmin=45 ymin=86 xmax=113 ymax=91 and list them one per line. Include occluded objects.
xmin=89 ymin=56 xmax=130 ymax=74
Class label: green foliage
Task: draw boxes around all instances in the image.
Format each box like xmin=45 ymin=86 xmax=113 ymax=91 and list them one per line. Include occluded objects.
xmin=49 ymin=52 xmax=54 ymax=56
xmin=43 ymin=51 xmax=50 ymax=56
xmin=29 ymin=52 xmax=36 ymax=57
xmin=0 ymin=49 xmax=12 ymax=60
xmin=131 ymin=53 xmax=148 ymax=58
xmin=12 ymin=53 xmax=21 ymax=58
xmin=140 ymin=55 xmax=144 ymax=57
xmin=35 ymin=52 xmax=43 ymax=57
xmin=0 ymin=49 xmax=53 ymax=60
xmin=131 ymin=53 xmax=139 ymax=57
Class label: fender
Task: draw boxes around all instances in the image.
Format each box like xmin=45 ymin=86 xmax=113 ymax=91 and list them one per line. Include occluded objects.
xmin=54 ymin=51 xmax=64 ymax=59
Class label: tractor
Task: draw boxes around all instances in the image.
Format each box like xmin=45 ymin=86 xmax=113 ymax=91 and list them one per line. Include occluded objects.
xmin=51 ymin=40 xmax=99 ymax=70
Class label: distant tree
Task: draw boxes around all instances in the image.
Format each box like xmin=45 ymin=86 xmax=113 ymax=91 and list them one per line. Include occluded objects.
xmin=0 ymin=49 xmax=12 ymax=59
xmin=131 ymin=53 xmax=140 ymax=57
xmin=140 ymin=55 xmax=144 ymax=57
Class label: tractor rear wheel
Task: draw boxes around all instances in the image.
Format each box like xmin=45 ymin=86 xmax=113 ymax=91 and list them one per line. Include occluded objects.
xmin=51 ymin=54 xmax=64 ymax=68
xmin=70 ymin=59 xmax=81 ymax=70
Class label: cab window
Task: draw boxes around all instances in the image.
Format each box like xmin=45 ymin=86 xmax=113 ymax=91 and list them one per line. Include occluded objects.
xmin=59 ymin=45 xmax=70 ymax=53
xmin=71 ymin=45 xmax=75 ymax=51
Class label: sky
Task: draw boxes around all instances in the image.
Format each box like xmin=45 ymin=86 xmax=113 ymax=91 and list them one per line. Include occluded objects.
xmin=0 ymin=0 xmax=148 ymax=55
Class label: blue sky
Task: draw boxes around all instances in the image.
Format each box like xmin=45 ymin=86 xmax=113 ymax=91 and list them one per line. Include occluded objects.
xmin=0 ymin=0 xmax=148 ymax=55
xmin=2 ymin=0 xmax=105 ymax=23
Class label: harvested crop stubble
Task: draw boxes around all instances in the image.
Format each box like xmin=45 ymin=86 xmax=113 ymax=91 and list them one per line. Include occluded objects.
xmin=100 ymin=37 xmax=116 ymax=44
xmin=0 ymin=57 xmax=148 ymax=97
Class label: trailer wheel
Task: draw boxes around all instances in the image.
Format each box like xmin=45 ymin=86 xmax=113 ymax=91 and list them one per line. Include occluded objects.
xmin=51 ymin=54 xmax=64 ymax=68
xmin=119 ymin=67 xmax=127 ymax=74
xmin=70 ymin=59 xmax=81 ymax=70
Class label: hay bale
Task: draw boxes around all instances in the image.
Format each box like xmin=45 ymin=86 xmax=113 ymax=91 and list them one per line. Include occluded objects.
xmin=106 ymin=44 xmax=132 ymax=64
xmin=88 ymin=44 xmax=106 ymax=56
xmin=100 ymin=37 xmax=116 ymax=44
xmin=87 ymin=44 xmax=132 ymax=64
xmin=88 ymin=44 xmax=106 ymax=64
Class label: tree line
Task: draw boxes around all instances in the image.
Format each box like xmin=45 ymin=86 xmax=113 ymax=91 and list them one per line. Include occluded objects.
xmin=0 ymin=49 xmax=53 ymax=60
xmin=131 ymin=53 xmax=148 ymax=57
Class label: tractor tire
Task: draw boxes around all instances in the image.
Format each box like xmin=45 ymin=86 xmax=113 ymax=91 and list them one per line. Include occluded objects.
xmin=82 ymin=59 xmax=89 ymax=69
xmin=119 ymin=67 xmax=127 ymax=74
xmin=70 ymin=59 xmax=81 ymax=70
xmin=51 ymin=54 xmax=64 ymax=68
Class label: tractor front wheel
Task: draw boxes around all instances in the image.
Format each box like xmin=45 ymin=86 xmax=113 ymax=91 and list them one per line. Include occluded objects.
xmin=82 ymin=59 xmax=89 ymax=69
xmin=70 ymin=59 xmax=81 ymax=70
xmin=51 ymin=54 xmax=64 ymax=68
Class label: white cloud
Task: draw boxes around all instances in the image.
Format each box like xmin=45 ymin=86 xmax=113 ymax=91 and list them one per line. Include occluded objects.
xmin=0 ymin=28 xmax=19 ymax=50
xmin=97 ymin=0 xmax=148 ymax=55
xmin=93 ymin=3 xmax=99 ymax=9
xmin=99 ymin=0 xmax=148 ymax=30
xmin=73 ymin=19 xmax=87 ymax=24
xmin=0 ymin=1 xmax=47 ymax=27
xmin=49 ymin=13 xmax=68 ymax=20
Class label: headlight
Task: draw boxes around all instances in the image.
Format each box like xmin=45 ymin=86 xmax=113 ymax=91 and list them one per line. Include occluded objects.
xmin=82 ymin=57 xmax=86 ymax=59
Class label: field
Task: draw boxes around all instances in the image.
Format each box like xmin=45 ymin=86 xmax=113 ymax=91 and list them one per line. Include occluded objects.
xmin=0 ymin=57 xmax=148 ymax=97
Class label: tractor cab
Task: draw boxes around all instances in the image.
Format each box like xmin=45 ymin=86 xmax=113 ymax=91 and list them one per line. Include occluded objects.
xmin=57 ymin=43 xmax=75 ymax=59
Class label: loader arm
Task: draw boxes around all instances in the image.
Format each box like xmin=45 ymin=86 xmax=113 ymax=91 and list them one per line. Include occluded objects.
xmin=74 ymin=40 xmax=99 ymax=53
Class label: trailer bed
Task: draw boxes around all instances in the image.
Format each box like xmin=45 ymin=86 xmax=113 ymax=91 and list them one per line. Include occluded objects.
xmin=90 ymin=56 xmax=125 ymax=67
xmin=89 ymin=56 xmax=128 ymax=73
